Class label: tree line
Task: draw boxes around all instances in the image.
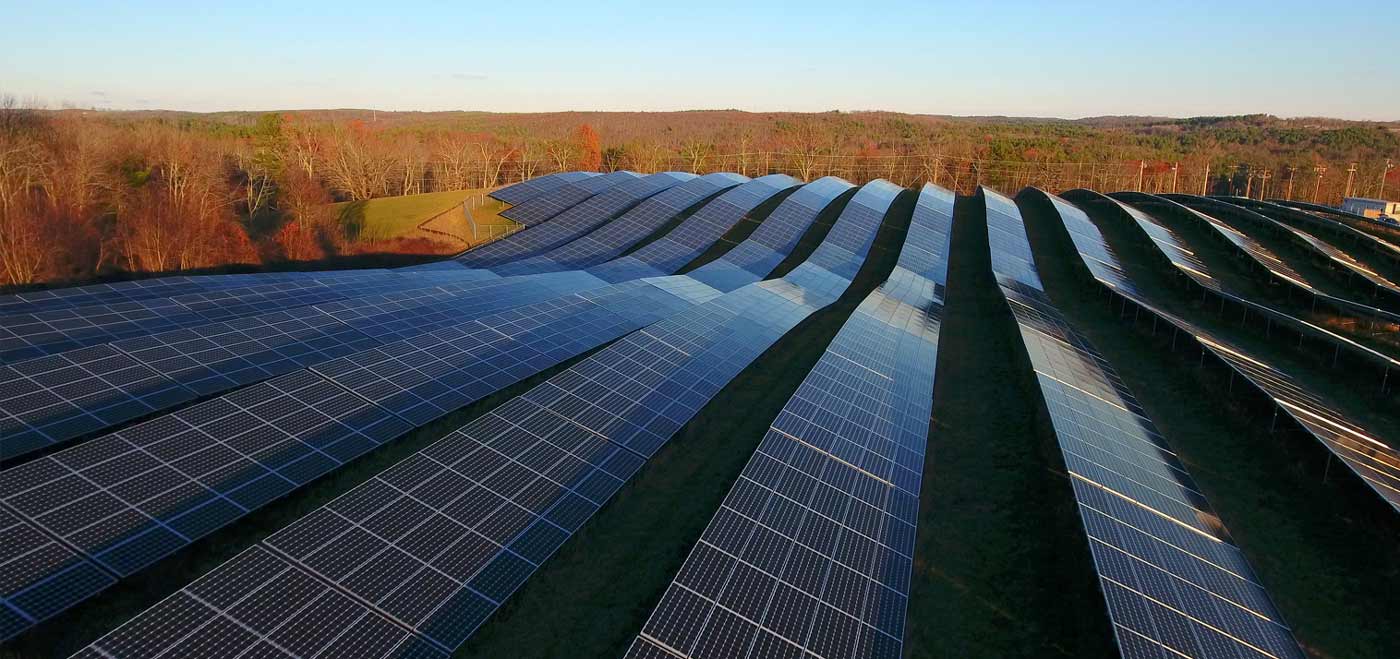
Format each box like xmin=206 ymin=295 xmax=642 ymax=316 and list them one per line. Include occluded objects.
xmin=1 ymin=98 xmax=1396 ymax=288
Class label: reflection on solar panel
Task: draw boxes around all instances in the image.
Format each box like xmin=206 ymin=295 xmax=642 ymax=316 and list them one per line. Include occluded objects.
xmin=489 ymin=171 xmax=598 ymax=206
xmin=460 ymin=173 xmax=692 ymax=269
xmin=493 ymin=173 xmax=748 ymax=276
xmin=986 ymin=188 xmax=1305 ymax=659
xmin=627 ymin=184 xmax=952 ymax=659
xmin=1039 ymin=192 xmax=1400 ymax=515
xmin=497 ymin=171 xmax=641 ymax=227
xmin=588 ymin=174 xmax=800 ymax=283
xmin=77 ymin=180 xmax=898 ymax=658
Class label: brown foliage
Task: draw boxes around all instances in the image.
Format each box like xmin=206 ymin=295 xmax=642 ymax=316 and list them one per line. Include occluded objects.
xmin=573 ymin=124 xmax=602 ymax=172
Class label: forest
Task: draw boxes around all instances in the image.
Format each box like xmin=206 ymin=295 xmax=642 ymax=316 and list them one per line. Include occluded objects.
xmin=1 ymin=96 xmax=1397 ymax=288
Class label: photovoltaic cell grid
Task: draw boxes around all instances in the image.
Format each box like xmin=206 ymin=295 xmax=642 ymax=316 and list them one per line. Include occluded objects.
xmin=1043 ymin=195 xmax=1400 ymax=514
xmin=0 ymin=269 xmax=474 ymax=362
xmin=489 ymin=171 xmax=598 ymax=206
xmin=0 ymin=368 xmax=414 ymax=639
xmin=986 ymin=188 xmax=1305 ymax=659
xmin=687 ymin=177 xmax=855 ymax=292
xmin=588 ymin=174 xmax=799 ymax=284
xmin=493 ymin=173 xmax=749 ymax=277
xmin=78 ymin=180 xmax=898 ymax=658
xmin=495 ymin=170 xmax=640 ymax=227
xmin=627 ymin=184 xmax=953 ymax=659
xmin=1 ymin=345 xmax=197 ymax=461
xmin=460 ymin=172 xmax=690 ymax=269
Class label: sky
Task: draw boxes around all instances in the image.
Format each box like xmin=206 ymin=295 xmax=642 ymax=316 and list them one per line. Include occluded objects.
xmin=3 ymin=0 xmax=1397 ymax=120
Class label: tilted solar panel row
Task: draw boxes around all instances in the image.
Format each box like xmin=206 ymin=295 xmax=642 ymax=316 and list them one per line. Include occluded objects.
xmin=1 ymin=178 xmax=856 ymax=642
xmin=1221 ymin=197 xmax=1400 ymax=270
xmin=497 ymin=170 xmax=641 ymax=227
xmin=1161 ymin=195 xmax=1400 ymax=326
xmin=1182 ymin=196 xmax=1400 ymax=310
xmin=492 ymin=173 xmax=749 ymax=277
xmin=627 ymin=184 xmax=954 ymax=659
xmin=989 ymin=188 xmax=1304 ymax=659
xmin=1267 ymin=199 xmax=1400 ymax=259
xmin=488 ymin=171 xmax=598 ymax=206
xmin=1042 ymin=192 xmax=1400 ymax=515
xmin=0 ymin=268 xmax=399 ymax=317
xmin=74 ymin=180 xmax=899 ymax=658
xmin=457 ymin=172 xmax=694 ymax=269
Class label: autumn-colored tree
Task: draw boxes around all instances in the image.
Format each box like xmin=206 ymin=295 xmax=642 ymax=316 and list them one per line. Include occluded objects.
xmin=274 ymin=167 xmax=338 ymax=261
xmin=573 ymin=124 xmax=602 ymax=172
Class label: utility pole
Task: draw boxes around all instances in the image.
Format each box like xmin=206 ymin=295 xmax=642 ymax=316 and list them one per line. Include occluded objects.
xmin=1137 ymin=160 xmax=1145 ymax=192
xmin=1382 ymin=159 xmax=1395 ymax=199
xmin=1345 ymin=162 xmax=1358 ymax=198
xmin=1285 ymin=166 xmax=1296 ymax=200
xmin=1171 ymin=162 xmax=1179 ymax=193
xmin=1260 ymin=170 xmax=1271 ymax=200
xmin=1201 ymin=163 xmax=1210 ymax=195
xmin=1313 ymin=166 xmax=1327 ymax=203
xmin=1244 ymin=167 xmax=1253 ymax=199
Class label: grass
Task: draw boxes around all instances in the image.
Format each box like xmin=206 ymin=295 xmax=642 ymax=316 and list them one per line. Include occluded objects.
xmin=1019 ymin=192 xmax=1400 ymax=659
xmin=332 ymin=188 xmax=517 ymax=245
xmin=458 ymin=191 xmax=916 ymax=657
xmin=902 ymin=194 xmax=1116 ymax=658
xmin=0 ymin=348 xmax=605 ymax=658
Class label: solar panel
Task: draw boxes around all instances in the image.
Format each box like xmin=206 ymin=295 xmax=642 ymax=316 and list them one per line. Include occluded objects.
xmin=627 ymin=183 xmax=952 ymax=659
xmin=77 ymin=180 xmax=899 ymax=658
xmin=1 ymin=345 xmax=196 ymax=460
xmin=0 ymin=506 xmax=115 ymax=641
xmin=490 ymin=171 xmax=598 ymax=206
xmin=460 ymin=173 xmax=693 ymax=269
xmin=496 ymin=171 xmax=641 ymax=227
xmin=1267 ymin=199 xmax=1400 ymax=257
xmin=687 ymin=176 xmax=855 ymax=292
xmin=986 ymin=188 xmax=1305 ymax=659
xmin=588 ymin=174 xmax=799 ymax=284
xmin=493 ymin=173 xmax=749 ymax=277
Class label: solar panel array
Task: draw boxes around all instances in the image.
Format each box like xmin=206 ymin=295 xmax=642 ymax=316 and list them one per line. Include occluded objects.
xmin=588 ymin=174 xmax=799 ymax=284
xmin=985 ymin=188 xmax=1305 ymax=659
xmin=627 ymin=183 xmax=952 ymax=659
xmin=1274 ymin=222 xmax=1400 ymax=297
xmin=1041 ymin=193 xmax=1400 ymax=515
xmin=496 ymin=171 xmax=641 ymax=227
xmin=489 ymin=171 xmax=598 ymax=206
xmin=493 ymin=173 xmax=749 ymax=277
xmin=1268 ymin=199 xmax=1400 ymax=257
xmin=1 ymin=177 xmax=865 ymax=639
xmin=460 ymin=173 xmax=691 ymax=269
xmin=687 ymin=176 xmax=855 ymax=292
xmin=76 ymin=179 xmax=898 ymax=658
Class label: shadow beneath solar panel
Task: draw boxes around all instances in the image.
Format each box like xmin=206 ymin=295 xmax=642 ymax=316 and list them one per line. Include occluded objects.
xmin=903 ymin=191 xmax=1116 ymax=658
xmin=1 ymin=343 xmax=615 ymax=657
xmin=1017 ymin=191 xmax=1400 ymax=659
xmin=456 ymin=189 xmax=916 ymax=658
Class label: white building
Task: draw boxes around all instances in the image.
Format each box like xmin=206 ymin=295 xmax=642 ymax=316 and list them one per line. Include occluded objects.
xmin=1341 ymin=196 xmax=1400 ymax=221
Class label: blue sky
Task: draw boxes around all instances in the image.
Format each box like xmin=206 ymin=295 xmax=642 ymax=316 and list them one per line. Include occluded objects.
xmin=3 ymin=0 xmax=1396 ymax=119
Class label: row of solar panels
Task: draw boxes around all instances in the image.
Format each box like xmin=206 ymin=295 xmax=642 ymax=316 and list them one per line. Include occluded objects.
xmin=2 ymin=170 xmax=1393 ymax=658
